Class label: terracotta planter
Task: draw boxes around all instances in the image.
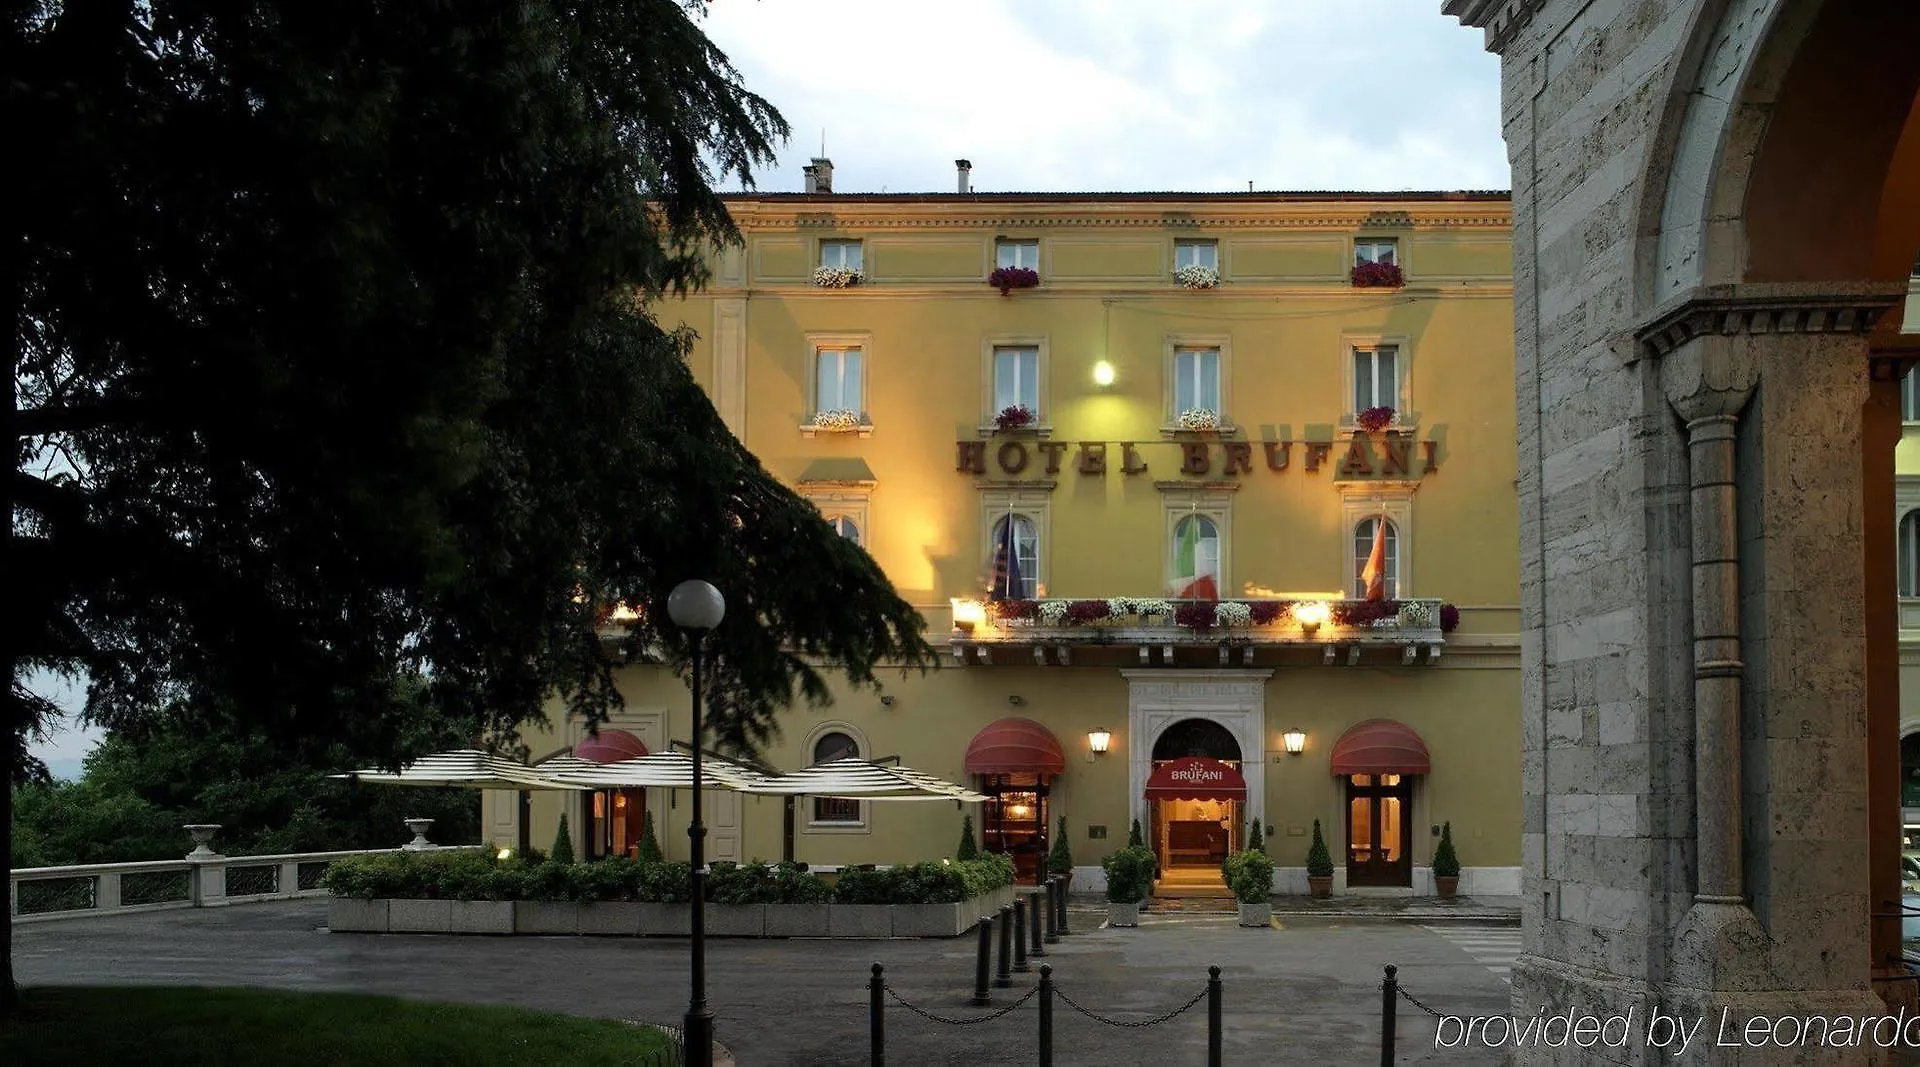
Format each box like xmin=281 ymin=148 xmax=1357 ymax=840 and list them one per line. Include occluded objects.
xmin=1435 ymin=875 xmax=1459 ymax=899
xmin=1308 ymin=875 xmax=1333 ymax=898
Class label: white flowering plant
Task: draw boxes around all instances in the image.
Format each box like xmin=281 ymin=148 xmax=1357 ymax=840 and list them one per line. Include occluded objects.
xmin=1173 ymin=265 xmax=1219 ymax=290
xmin=1397 ymin=601 xmax=1435 ymax=629
xmin=1213 ymin=601 xmax=1252 ymax=628
xmin=812 ymin=409 xmax=861 ymax=430
xmin=1037 ymin=599 xmax=1070 ymax=626
xmin=811 ymin=266 xmax=863 ymax=288
xmin=1126 ymin=597 xmax=1172 ymax=618
xmin=1177 ymin=408 xmax=1220 ymax=431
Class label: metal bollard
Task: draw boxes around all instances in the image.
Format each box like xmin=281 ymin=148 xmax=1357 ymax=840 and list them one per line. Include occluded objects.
xmin=1056 ymin=874 xmax=1070 ymax=935
xmin=972 ymin=919 xmax=993 ymax=1005
xmin=870 ymin=963 xmax=885 ymax=1067
xmin=1043 ymin=879 xmax=1060 ymax=944
xmin=995 ymin=904 xmax=1014 ymax=987
xmin=1381 ymin=964 xmax=1397 ymax=1066
xmin=1207 ymin=965 xmax=1223 ymax=1067
xmin=1030 ymin=890 xmax=1047 ymax=957
xmin=1038 ymin=964 xmax=1055 ymax=1067
xmin=1013 ymin=898 xmax=1030 ymax=972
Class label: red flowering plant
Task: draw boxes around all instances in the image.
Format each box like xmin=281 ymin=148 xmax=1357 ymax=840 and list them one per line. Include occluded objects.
xmin=988 ymin=267 xmax=1040 ymax=295
xmin=1350 ymin=261 xmax=1404 ymax=288
xmin=1248 ymin=600 xmax=1290 ymax=626
xmin=1064 ymin=599 xmax=1112 ymax=624
xmin=991 ymin=598 xmax=1039 ymax=621
xmin=1356 ymin=406 xmax=1395 ymax=433
xmin=1173 ymin=602 xmax=1217 ymax=631
xmin=994 ymin=405 xmax=1035 ymax=432
xmin=1333 ymin=599 xmax=1398 ymax=627
xmin=1440 ymin=604 xmax=1460 ymax=632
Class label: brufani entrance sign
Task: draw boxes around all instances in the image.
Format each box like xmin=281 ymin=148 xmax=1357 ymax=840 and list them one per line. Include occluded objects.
xmin=955 ymin=434 xmax=1441 ymax=479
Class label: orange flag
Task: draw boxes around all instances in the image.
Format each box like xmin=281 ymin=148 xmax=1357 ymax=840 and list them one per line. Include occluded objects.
xmin=1361 ymin=520 xmax=1387 ymax=601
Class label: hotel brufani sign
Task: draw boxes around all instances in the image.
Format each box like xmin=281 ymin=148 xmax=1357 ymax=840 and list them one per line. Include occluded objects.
xmin=955 ymin=433 xmax=1440 ymax=480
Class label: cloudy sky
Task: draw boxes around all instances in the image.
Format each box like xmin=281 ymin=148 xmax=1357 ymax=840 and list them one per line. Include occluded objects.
xmin=25 ymin=1 xmax=1507 ymax=779
xmin=699 ymin=0 xmax=1508 ymax=195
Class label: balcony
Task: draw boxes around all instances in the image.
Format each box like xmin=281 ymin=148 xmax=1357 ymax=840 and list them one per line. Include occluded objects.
xmin=947 ymin=596 xmax=1454 ymax=668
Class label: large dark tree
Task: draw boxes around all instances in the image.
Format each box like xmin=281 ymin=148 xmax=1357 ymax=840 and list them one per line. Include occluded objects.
xmin=4 ymin=0 xmax=935 ymax=1006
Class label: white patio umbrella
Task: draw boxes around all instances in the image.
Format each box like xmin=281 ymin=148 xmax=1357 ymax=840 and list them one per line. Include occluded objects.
xmin=331 ymin=749 xmax=585 ymax=792
xmin=538 ymin=749 xmax=773 ymax=792
xmin=751 ymin=757 xmax=989 ymax=802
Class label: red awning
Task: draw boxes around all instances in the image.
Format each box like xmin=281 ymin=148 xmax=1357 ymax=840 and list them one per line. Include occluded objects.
xmin=964 ymin=718 xmax=1067 ymax=776
xmin=574 ymin=728 xmax=649 ymax=764
xmin=1329 ymin=719 xmax=1431 ymax=776
xmin=1144 ymin=757 xmax=1246 ymax=801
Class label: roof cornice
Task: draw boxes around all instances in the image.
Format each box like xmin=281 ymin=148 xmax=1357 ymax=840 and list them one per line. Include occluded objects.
xmin=723 ymin=198 xmax=1512 ymax=233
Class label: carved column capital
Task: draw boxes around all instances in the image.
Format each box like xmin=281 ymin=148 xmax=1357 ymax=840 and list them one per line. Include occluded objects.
xmin=1634 ymin=282 xmax=1904 ymax=423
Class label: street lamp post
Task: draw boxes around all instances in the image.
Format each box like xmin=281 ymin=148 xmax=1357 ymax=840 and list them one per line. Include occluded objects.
xmin=668 ymin=579 xmax=725 ymax=1067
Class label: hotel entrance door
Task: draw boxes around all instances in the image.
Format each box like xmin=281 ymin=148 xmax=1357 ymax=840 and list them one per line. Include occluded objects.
xmin=1344 ymin=773 xmax=1412 ymax=887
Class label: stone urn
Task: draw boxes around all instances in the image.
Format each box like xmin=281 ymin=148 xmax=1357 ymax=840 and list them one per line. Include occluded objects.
xmin=183 ymin=824 xmax=223 ymax=858
xmin=1108 ymin=900 xmax=1141 ymax=928
xmin=1237 ymin=901 xmax=1272 ymax=927
xmin=402 ymin=818 xmax=436 ymax=851
xmin=1435 ymin=875 xmax=1460 ymax=900
xmin=1307 ymin=875 xmax=1333 ymax=898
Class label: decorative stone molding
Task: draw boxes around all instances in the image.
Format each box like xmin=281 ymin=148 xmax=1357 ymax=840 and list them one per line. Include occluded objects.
xmin=1632 ymin=283 xmax=1905 ymax=363
xmin=727 ymin=202 xmax=1510 ymax=234
xmin=1442 ymin=0 xmax=1549 ymax=55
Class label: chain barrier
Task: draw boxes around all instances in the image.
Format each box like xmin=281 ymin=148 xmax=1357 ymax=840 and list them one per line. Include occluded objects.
xmin=1052 ymin=983 xmax=1210 ymax=1028
xmin=883 ymin=983 xmax=1037 ymax=1027
xmin=1395 ymin=983 xmax=1448 ymax=1020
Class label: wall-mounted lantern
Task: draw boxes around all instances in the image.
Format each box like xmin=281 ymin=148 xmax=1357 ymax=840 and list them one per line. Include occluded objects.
xmin=1088 ymin=727 xmax=1113 ymax=757
xmin=1282 ymin=728 xmax=1307 ymax=755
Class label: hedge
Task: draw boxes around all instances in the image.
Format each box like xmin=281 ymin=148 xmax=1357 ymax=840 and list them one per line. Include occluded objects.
xmin=321 ymin=850 xmax=1016 ymax=906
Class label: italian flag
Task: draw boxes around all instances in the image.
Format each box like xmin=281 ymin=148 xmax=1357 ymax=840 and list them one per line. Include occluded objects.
xmin=1171 ymin=518 xmax=1218 ymax=601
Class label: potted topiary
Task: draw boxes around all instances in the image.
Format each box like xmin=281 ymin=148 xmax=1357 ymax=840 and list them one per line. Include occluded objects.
xmin=1433 ymin=821 xmax=1461 ymax=899
xmin=1246 ymin=817 xmax=1264 ymax=853
xmin=550 ymin=812 xmax=575 ymax=865
xmin=1306 ymin=819 xmax=1334 ymax=897
xmin=957 ymin=814 xmax=981 ymax=862
xmin=636 ymin=812 xmax=664 ymax=864
xmin=1048 ymin=817 xmax=1074 ymax=890
xmin=1101 ymin=845 xmax=1156 ymax=927
xmin=1226 ymin=849 xmax=1274 ymax=927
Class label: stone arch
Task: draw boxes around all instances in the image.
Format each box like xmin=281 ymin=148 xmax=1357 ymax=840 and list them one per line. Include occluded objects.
xmin=1637 ymin=0 xmax=1920 ymax=313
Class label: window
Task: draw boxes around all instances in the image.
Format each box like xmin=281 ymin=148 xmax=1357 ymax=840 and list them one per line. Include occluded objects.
xmin=815 ymin=346 xmax=864 ymax=416
xmin=1169 ymin=514 xmax=1221 ymax=600
xmin=988 ymin=514 xmax=1040 ymax=600
xmin=1902 ymin=511 xmax=1920 ymax=597
xmin=996 ymin=239 xmax=1039 ymax=269
xmin=1905 ymin=368 xmax=1918 ymax=422
xmin=820 ymin=239 xmax=863 ymax=271
xmin=1355 ymin=239 xmax=1398 ymax=266
xmin=994 ymin=346 xmax=1040 ymax=415
xmin=1174 ymin=347 xmax=1222 ymax=416
xmin=811 ymin=731 xmax=862 ymax=824
xmin=1353 ymin=345 xmax=1400 ymax=413
xmin=830 ymin=514 xmax=862 ymax=545
xmin=1352 ymin=517 xmax=1400 ymax=600
xmin=1175 ymin=240 xmax=1218 ymax=271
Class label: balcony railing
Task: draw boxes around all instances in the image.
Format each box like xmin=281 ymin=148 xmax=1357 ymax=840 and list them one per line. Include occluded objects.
xmin=947 ymin=596 xmax=1453 ymax=667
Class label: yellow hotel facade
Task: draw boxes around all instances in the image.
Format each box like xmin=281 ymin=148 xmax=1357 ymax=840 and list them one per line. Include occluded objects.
xmin=490 ymin=166 xmax=1524 ymax=896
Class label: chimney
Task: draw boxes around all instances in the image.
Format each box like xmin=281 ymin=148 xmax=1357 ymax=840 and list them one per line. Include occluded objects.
xmin=956 ymin=159 xmax=972 ymax=194
xmin=801 ymin=163 xmax=817 ymax=193
xmin=808 ymin=157 xmax=833 ymax=194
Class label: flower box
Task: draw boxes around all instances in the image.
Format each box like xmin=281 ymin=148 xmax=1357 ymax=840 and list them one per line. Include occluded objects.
xmin=1173 ymin=265 xmax=1219 ymax=290
xmin=988 ymin=267 xmax=1040 ymax=295
xmin=994 ymin=405 xmax=1035 ymax=433
xmin=1351 ymin=261 xmax=1404 ymax=288
xmin=388 ymin=899 xmax=452 ymax=933
xmin=811 ymin=409 xmax=864 ymax=432
xmin=578 ymin=901 xmax=644 ymax=936
xmin=1176 ymin=409 xmax=1221 ymax=431
xmin=450 ymin=900 xmax=515 ymax=934
xmin=811 ymin=266 xmax=864 ymax=288
xmin=1355 ymin=406 xmax=1395 ymax=433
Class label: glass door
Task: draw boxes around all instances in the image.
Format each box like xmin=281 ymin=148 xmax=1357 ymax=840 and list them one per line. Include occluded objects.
xmin=1345 ymin=774 xmax=1413 ymax=887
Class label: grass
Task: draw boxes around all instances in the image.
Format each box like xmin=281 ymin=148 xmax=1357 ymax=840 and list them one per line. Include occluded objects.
xmin=1 ymin=986 xmax=678 ymax=1066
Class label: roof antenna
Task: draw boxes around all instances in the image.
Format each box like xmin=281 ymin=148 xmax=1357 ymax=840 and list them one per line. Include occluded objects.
xmin=1248 ymin=180 xmax=1253 ymax=192
xmin=821 ymin=129 xmax=827 ymax=156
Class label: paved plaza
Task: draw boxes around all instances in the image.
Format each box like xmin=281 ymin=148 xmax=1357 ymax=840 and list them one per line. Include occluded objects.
xmin=15 ymin=900 xmax=1519 ymax=1064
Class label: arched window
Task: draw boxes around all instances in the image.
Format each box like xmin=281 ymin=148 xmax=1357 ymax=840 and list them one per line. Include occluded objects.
xmin=1902 ymin=511 xmax=1920 ymax=597
xmin=989 ymin=514 xmax=1040 ymax=599
xmin=830 ymin=514 xmax=861 ymax=546
xmin=812 ymin=730 xmax=862 ymax=824
xmin=1352 ymin=517 xmax=1400 ymax=600
xmin=1170 ymin=514 xmax=1220 ymax=599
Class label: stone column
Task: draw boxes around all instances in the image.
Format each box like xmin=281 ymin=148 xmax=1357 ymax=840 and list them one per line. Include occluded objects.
xmin=1867 ymin=341 xmax=1920 ymax=1011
